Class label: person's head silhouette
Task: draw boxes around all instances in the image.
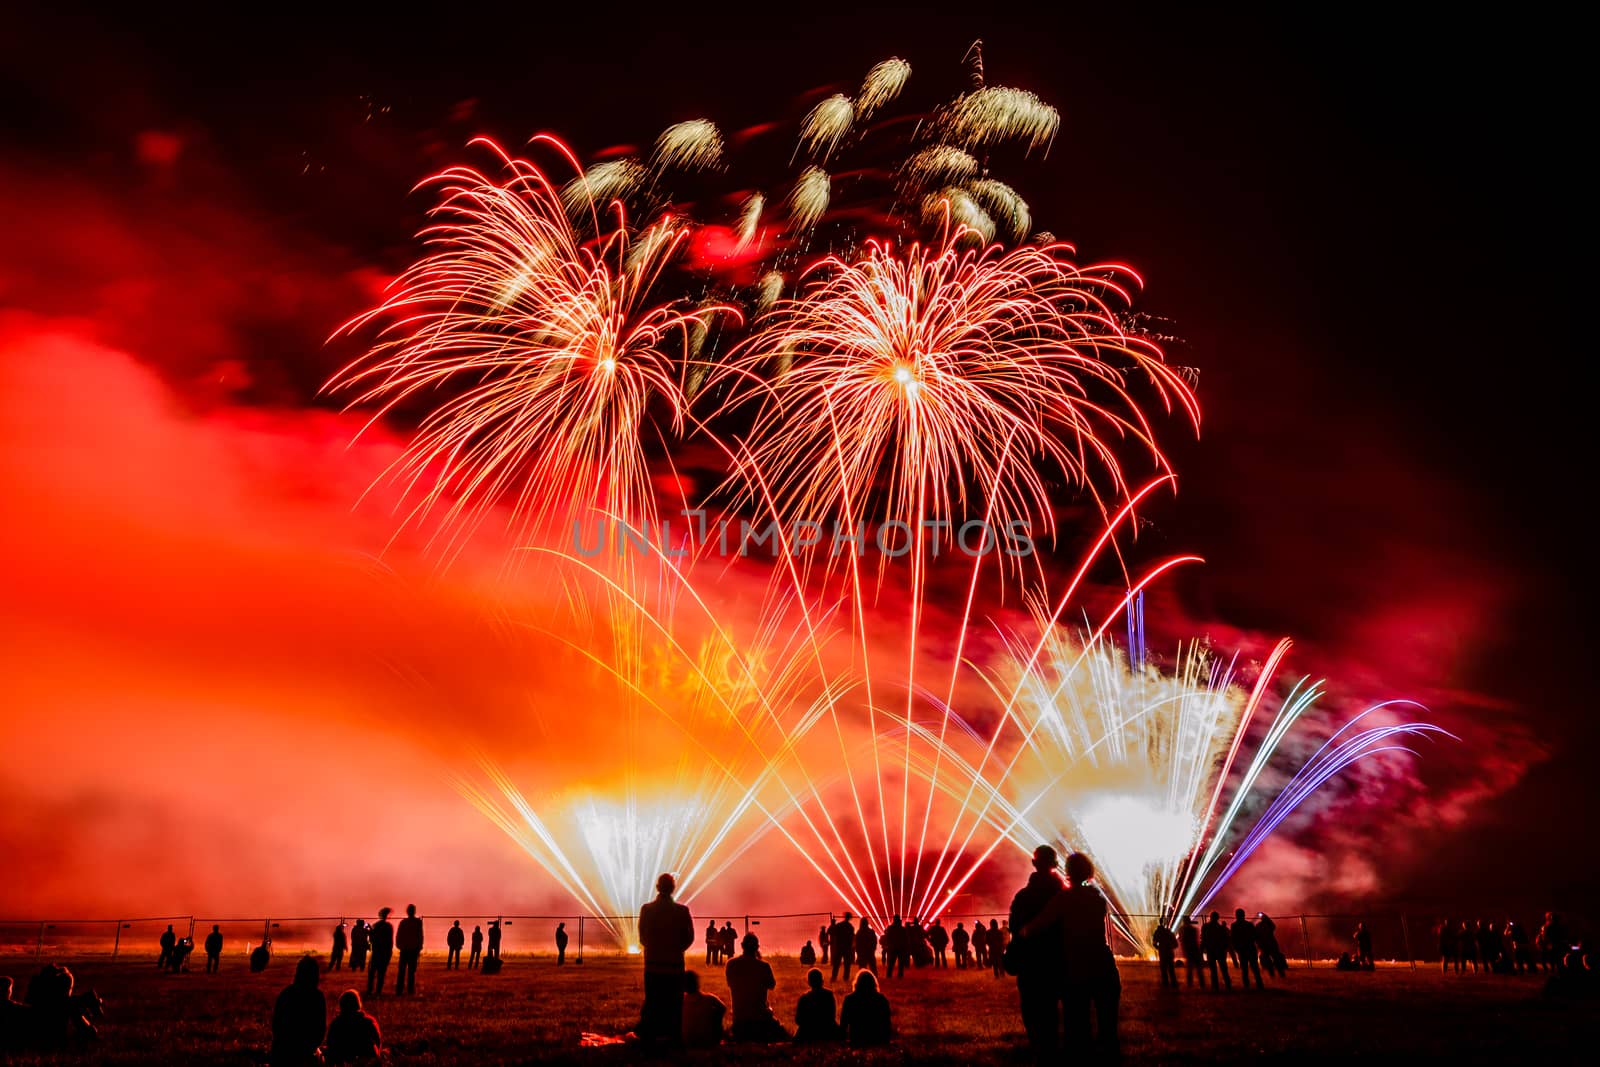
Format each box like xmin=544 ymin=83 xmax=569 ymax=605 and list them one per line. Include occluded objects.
xmin=406 ymin=905 xmax=417 ymax=918
xmin=378 ymin=907 xmax=391 ymax=921
xmin=683 ymin=970 xmax=702 ymax=994
xmin=1236 ymin=909 xmax=1246 ymax=921
xmin=854 ymin=969 xmax=879 ymax=994
xmin=294 ymin=955 xmax=319 ymax=988
xmin=807 ymin=967 xmax=823 ymax=991
xmin=656 ymin=873 xmax=677 ymax=897
xmin=1209 ymin=911 xmax=1220 ymax=923
xmin=338 ymin=990 xmax=363 ymax=1014
xmin=741 ymin=933 xmax=760 ymax=956
xmin=1064 ymin=851 xmax=1094 ymax=886
xmin=212 ymin=924 xmax=220 ymax=932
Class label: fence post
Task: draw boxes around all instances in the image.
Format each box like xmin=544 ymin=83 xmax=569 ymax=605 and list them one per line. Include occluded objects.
xmin=1400 ymin=913 xmax=1415 ymax=970
xmin=35 ymin=922 xmax=45 ymax=960
xmin=577 ymin=916 xmax=584 ymax=965
xmin=743 ymin=915 xmax=749 ymax=936
xmin=1300 ymin=915 xmax=1312 ymax=968
xmin=112 ymin=920 xmax=123 ymax=959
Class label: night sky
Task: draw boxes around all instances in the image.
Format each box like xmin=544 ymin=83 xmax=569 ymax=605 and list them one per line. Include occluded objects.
xmin=1 ymin=5 xmax=1588 ymax=919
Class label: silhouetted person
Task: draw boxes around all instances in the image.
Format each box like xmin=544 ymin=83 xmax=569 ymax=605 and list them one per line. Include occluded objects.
xmin=1354 ymin=922 xmax=1374 ymax=970
xmin=366 ymin=908 xmax=393 ymax=998
xmin=394 ymin=905 xmax=423 ymax=995
xmin=249 ymin=940 xmax=270 ymax=973
xmin=706 ymin=921 xmax=721 ymax=965
xmin=330 ymin=922 xmax=347 ymax=972
xmin=1232 ymin=910 xmax=1263 ymax=988
xmin=1153 ymin=921 xmax=1179 ymax=989
xmin=204 ymin=925 xmax=223 ymax=974
xmin=349 ymin=921 xmax=369 ymax=973
xmin=1009 ymin=843 xmax=1069 ymax=1058
xmin=1437 ymin=917 xmax=1457 ymax=975
xmin=989 ymin=920 xmax=1007 ymax=978
xmin=855 ymin=919 xmax=878 ymax=976
xmin=637 ymin=873 xmax=694 ymax=1044
xmin=928 ymin=920 xmax=949 ymax=968
xmin=908 ymin=919 xmax=929 ymax=968
xmin=1257 ymin=914 xmax=1286 ymax=978
xmin=323 ymin=989 xmax=382 ymax=1065
xmin=555 ymin=922 xmax=568 ymax=965
xmin=1476 ymin=920 xmax=1496 ymax=974
xmin=270 ymin=956 xmax=326 ymax=1067
xmin=1021 ymin=852 xmax=1120 ymax=1060
xmin=171 ymin=936 xmax=194 ymax=973
xmin=726 ymin=933 xmax=788 ymax=1041
xmin=1540 ymin=912 xmax=1569 ymax=973
xmin=1460 ymin=920 xmax=1479 ymax=973
xmin=799 ymin=940 xmax=817 ymax=966
xmin=1202 ymin=912 xmax=1232 ymax=990
xmin=1181 ymin=916 xmax=1203 ymax=988
xmin=469 ymin=925 xmax=483 ymax=969
xmin=952 ymin=922 xmax=971 ymax=969
xmin=157 ymin=925 xmax=176 ymax=969
xmin=818 ymin=925 xmax=829 ymax=965
xmin=446 ymin=920 xmax=464 ymax=969
xmin=720 ymin=922 xmax=736 ymax=962
xmin=828 ymin=913 xmax=856 ymax=982
xmin=793 ymin=967 xmax=840 ymax=1043
xmin=972 ymin=920 xmax=988 ymax=969
xmin=882 ymin=917 xmax=907 ymax=978
xmin=487 ymin=919 xmax=503 ymax=960
xmin=680 ymin=969 xmax=725 ymax=1047
xmin=1509 ymin=920 xmax=1532 ymax=973
xmin=839 ymin=969 xmax=892 ymax=1048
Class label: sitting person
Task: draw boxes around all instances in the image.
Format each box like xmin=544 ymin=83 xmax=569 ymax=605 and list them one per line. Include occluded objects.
xmin=793 ymin=967 xmax=841 ymax=1043
xmin=799 ymin=940 xmax=817 ymax=967
xmin=323 ymin=989 xmax=383 ymax=1064
xmin=250 ymin=941 xmax=272 ymax=973
xmin=839 ymin=968 xmax=892 ymax=1047
xmin=270 ymin=957 xmax=326 ymax=1066
xmin=681 ymin=970 xmax=726 ymax=1047
xmin=724 ymin=933 xmax=789 ymax=1042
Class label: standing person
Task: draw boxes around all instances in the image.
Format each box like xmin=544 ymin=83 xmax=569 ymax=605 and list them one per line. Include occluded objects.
xmin=324 ymin=989 xmax=383 ymax=1065
xmin=1475 ymin=920 xmax=1496 ymax=974
xmin=469 ymin=925 xmax=483 ymax=969
xmin=882 ymin=917 xmax=906 ymax=979
xmin=720 ymin=923 xmax=737 ymax=963
xmin=395 ymin=905 xmax=424 ymax=995
xmin=1437 ymin=917 xmax=1456 ymax=974
xmin=818 ymin=924 xmax=829 ymax=966
xmin=204 ymin=925 xmax=224 ymax=974
xmin=1009 ymin=843 xmax=1069 ymax=1059
xmin=794 ymin=967 xmax=840 ymax=1043
xmin=1202 ymin=912 xmax=1231 ymax=990
xmin=1181 ymin=916 xmax=1204 ymax=988
xmin=828 ymin=913 xmax=856 ymax=982
xmin=680 ymin=970 xmax=726 ymax=1048
xmin=329 ymin=922 xmax=347 ymax=972
xmin=1460 ymin=920 xmax=1478 ymax=973
xmin=1232 ymin=910 xmax=1263 ymax=989
xmin=270 ymin=956 xmax=327 ymax=1067
xmin=349 ymin=920 xmax=369 ymax=973
xmin=972 ymin=920 xmax=988 ymax=969
xmin=554 ymin=922 xmax=569 ymax=965
xmin=706 ymin=921 xmax=721 ymax=965
xmin=157 ymin=925 xmax=176 ymax=969
xmin=446 ymin=920 xmax=464 ymax=969
xmin=839 ymin=969 xmax=892 ymax=1048
xmin=637 ymin=872 xmax=694 ymax=1045
xmin=366 ymin=908 xmax=394 ymax=998
xmin=854 ymin=918 xmax=878 ymax=976
xmin=1152 ymin=920 xmax=1179 ymax=989
xmin=1257 ymin=914 xmax=1285 ymax=978
xmin=1354 ymin=922 xmax=1375 ymax=970
xmin=928 ymin=920 xmax=949 ymax=968
xmin=487 ymin=919 xmax=503 ymax=961
xmin=952 ymin=922 xmax=970 ymax=969
xmin=725 ymin=933 xmax=789 ymax=1041
xmin=989 ymin=920 xmax=1007 ymax=978
xmin=1021 ymin=852 xmax=1121 ymax=1060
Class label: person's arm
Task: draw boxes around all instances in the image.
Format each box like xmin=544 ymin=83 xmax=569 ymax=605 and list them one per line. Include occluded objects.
xmin=1020 ymin=892 xmax=1068 ymax=938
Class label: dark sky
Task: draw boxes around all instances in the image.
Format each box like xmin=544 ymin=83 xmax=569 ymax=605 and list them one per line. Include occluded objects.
xmin=2 ymin=4 xmax=1589 ymax=915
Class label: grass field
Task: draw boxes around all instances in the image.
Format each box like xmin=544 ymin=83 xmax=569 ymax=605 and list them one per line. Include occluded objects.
xmin=3 ymin=952 xmax=1593 ymax=1064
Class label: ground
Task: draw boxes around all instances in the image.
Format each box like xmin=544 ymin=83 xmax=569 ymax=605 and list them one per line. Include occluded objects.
xmin=3 ymin=953 xmax=1593 ymax=1064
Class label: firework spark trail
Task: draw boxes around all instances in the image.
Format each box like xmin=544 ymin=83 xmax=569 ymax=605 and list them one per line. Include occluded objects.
xmin=330 ymin=138 xmax=736 ymax=567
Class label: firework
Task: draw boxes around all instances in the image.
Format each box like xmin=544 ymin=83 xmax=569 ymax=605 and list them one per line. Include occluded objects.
xmin=652 ymin=119 xmax=724 ymax=172
xmin=966 ymin=178 xmax=1031 ymax=241
xmin=786 ymin=166 xmax=831 ymax=230
xmin=933 ymin=86 xmax=1060 ymax=155
xmin=857 ymin=57 xmax=911 ymax=119
xmin=330 ymin=139 xmax=733 ymax=561
xmin=735 ymin=192 xmax=765 ymax=252
xmin=921 ymin=187 xmax=996 ymax=243
xmin=899 ymin=145 xmax=980 ymax=190
xmin=559 ymin=157 xmax=645 ymax=217
xmin=799 ymin=94 xmax=854 ymax=161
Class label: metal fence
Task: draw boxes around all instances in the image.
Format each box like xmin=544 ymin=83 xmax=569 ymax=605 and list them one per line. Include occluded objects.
xmin=0 ymin=909 xmax=1474 ymax=967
